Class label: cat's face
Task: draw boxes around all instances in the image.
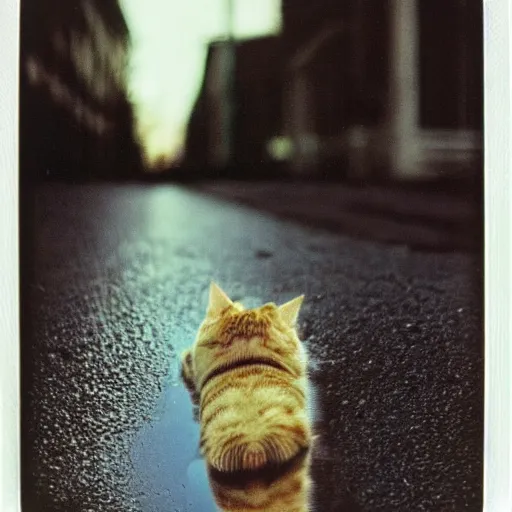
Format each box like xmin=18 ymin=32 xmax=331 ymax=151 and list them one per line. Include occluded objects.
xmin=182 ymin=283 xmax=307 ymax=394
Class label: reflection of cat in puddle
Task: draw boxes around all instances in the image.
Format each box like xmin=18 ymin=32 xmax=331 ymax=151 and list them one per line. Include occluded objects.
xmin=181 ymin=282 xmax=314 ymax=511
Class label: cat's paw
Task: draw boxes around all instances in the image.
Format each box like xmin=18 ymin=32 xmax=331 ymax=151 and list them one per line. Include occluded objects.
xmin=181 ymin=349 xmax=199 ymax=403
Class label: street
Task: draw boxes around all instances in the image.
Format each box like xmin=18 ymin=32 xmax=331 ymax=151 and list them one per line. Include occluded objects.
xmin=22 ymin=183 xmax=483 ymax=512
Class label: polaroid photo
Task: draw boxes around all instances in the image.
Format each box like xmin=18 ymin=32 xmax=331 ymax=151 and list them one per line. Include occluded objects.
xmin=1 ymin=1 xmax=510 ymax=511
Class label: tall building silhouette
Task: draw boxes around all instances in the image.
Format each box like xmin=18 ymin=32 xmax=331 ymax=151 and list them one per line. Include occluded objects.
xmin=20 ymin=0 xmax=143 ymax=182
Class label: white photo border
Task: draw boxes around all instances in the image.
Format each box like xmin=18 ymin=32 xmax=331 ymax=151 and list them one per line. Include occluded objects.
xmin=483 ymin=0 xmax=512 ymax=511
xmin=0 ymin=1 xmax=21 ymax=512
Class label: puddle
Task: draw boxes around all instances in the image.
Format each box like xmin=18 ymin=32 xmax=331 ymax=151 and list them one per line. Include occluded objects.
xmin=186 ymin=461 xmax=217 ymax=512
xmin=131 ymin=357 xmax=334 ymax=511
xmin=131 ymin=382 xmax=217 ymax=511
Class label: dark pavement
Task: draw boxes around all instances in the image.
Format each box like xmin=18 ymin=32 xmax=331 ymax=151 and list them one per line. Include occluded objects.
xmin=196 ymin=181 xmax=482 ymax=252
xmin=22 ymin=183 xmax=483 ymax=512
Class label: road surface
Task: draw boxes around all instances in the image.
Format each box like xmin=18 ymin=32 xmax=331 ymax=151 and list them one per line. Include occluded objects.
xmin=22 ymin=183 xmax=483 ymax=512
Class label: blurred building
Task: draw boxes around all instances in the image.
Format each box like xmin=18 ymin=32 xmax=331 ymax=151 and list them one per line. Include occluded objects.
xmin=184 ymin=0 xmax=482 ymax=181
xmin=184 ymin=36 xmax=284 ymax=173
xmin=20 ymin=0 xmax=143 ymax=182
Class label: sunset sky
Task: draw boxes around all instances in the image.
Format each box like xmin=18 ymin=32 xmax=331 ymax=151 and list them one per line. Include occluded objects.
xmin=119 ymin=0 xmax=282 ymax=169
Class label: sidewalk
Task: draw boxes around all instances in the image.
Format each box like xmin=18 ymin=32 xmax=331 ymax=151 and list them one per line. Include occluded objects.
xmin=196 ymin=181 xmax=482 ymax=252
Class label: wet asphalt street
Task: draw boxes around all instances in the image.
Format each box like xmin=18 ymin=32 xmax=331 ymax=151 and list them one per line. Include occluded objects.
xmin=22 ymin=183 xmax=483 ymax=512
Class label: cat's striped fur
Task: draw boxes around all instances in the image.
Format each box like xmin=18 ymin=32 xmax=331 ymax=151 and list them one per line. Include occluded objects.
xmin=181 ymin=282 xmax=313 ymax=511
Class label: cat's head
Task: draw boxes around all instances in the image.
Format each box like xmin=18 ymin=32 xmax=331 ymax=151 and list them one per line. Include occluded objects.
xmin=181 ymin=282 xmax=307 ymax=393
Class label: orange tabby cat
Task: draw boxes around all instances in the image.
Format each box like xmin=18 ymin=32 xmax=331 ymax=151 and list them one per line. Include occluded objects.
xmin=181 ymin=282 xmax=313 ymax=511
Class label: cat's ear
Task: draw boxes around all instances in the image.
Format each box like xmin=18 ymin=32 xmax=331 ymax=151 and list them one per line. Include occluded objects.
xmin=278 ymin=295 xmax=304 ymax=327
xmin=207 ymin=281 xmax=233 ymax=317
